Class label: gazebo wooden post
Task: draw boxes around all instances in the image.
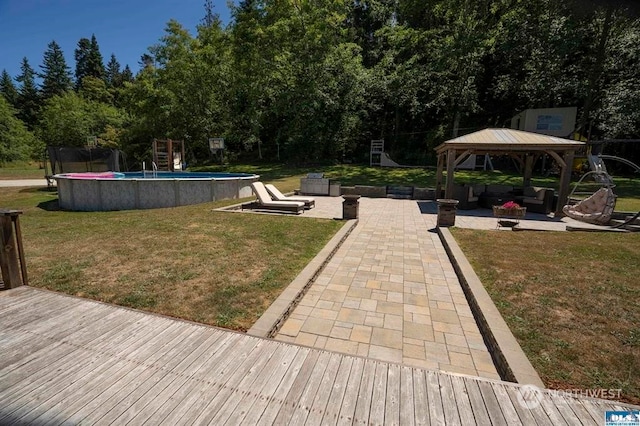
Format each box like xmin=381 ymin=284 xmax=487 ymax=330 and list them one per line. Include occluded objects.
xmin=445 ymin=148 xmax=456 ymax=199
xmin=556 ymin=150 xmax=575 ymax=216
xmin=523 ymin=154 xmax=534 ymax=187
xmin=435 ymin=153 xmax=444 ymax=198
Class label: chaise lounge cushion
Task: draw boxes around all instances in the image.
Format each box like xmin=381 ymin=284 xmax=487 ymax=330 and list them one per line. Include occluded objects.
xmin=265 ymin=184 xmax=315 ymax=209
xmin=247 ymin=182 xmax=305 ymax=214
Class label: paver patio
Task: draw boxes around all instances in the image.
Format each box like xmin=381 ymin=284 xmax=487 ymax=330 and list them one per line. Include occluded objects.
xmin=275 ymin=197 xmax=501 ymax=379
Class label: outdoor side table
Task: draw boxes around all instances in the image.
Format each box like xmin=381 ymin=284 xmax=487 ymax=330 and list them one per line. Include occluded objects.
xmin=436 ymin=199 xmax=459 ymax=227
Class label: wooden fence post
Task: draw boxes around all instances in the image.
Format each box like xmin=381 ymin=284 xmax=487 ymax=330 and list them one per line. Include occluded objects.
xmin=0 ymin=210 xmax=27 ymax=290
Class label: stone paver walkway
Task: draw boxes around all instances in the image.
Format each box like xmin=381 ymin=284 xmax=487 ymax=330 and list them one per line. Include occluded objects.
xmin=275 ymin=198 xmax=500 ymax=380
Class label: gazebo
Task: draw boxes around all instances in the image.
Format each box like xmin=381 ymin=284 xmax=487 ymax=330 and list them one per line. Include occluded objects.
xmin=434 ymin=128 xmax=586 ymax=215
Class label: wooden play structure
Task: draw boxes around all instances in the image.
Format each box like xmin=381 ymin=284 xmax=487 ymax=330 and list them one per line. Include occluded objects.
xmin=153 ymin=139 xmax=185 ymax=171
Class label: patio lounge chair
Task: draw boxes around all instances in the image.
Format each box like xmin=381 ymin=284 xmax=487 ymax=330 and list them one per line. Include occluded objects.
xmin=563 ymin=187 xmax=616 ymax=225
xmin=265 ymin=184 xmax=315 ymax=209
xmin=245 ymin=182 xmax=305 ymax=214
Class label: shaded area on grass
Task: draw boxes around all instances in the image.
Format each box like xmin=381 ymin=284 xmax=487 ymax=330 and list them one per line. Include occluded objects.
xmin=1 ymin=186 xmax=343 ymax=332
xmin=451 ymin=228 xmax=640 ymax=405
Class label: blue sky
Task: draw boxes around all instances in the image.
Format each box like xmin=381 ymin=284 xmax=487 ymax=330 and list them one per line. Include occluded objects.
xmin=0 ymin=0 xmax=232 ymax=80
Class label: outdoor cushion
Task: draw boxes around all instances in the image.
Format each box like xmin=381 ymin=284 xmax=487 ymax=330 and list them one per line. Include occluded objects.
xmin=249 ymin=182 xmax=305 ymax=214
xmin=525 ymin=199 xmax=543 ymax=205
xmin=523 ymin=187 xmax=537 ymax=198
xmin=485 ymin=184 xmax=513 ymax=195
xmin=265 ymin=184 xmax=315 ymax=208
xmin=563 ymin=187 xmax=616 ymax=225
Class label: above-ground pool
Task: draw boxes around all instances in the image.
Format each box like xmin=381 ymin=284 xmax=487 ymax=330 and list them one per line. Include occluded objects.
xmin=54 ymin=171 xmax=260 ymax=211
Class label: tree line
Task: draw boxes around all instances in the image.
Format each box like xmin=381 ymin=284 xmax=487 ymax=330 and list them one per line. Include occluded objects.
xmin=1 ymin=0 xmax=639 ymax=167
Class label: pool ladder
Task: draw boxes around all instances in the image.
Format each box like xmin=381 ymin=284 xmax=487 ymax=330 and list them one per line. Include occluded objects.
xmin=142 ymin=162 xmax=158 ymax=179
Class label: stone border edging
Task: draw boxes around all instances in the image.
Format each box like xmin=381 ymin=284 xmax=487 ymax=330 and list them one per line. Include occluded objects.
xmin=247 ymin=219 xmax=359 ymax=338
xmin=437 ymin=227 xmax=545 ymax=387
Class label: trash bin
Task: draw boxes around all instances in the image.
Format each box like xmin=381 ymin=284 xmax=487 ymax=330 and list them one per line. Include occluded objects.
xmin=329 ymin=181 xmax=341 ymax=197
xmin=0 ymin=210 xmax=28 ymax=290
xmin=342 ymin=195 xmax=360 ymax=219
xmin=436 ymin=199 xmax=459 ymax=227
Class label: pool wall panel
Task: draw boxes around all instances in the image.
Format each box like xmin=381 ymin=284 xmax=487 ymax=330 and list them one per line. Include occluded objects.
xmin=55 ymin=174 xmax=259 ymax=211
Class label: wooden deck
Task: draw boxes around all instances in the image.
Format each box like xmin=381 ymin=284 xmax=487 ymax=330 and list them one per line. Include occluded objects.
xmin=0 ymin=287 xmax=635 ymax=425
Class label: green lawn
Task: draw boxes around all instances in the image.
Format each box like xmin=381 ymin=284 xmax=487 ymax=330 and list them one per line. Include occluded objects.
xmin=1 ymin=186 xmax=343 ymax=331
xmin=451 ymin=228 xmax=640 ymax=405
xmin=0 ymin=161 xmax=45 ymax=179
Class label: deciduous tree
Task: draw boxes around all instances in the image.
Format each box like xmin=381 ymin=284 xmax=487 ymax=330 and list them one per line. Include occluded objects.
xmin=0 ymin=96 xmax=37 ymax=163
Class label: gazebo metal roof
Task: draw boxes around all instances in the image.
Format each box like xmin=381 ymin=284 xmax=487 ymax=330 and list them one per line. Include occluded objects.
xmin=435 ymin=128 xmax=585 ymax=153
xmin=434 ymin=128 xmax=586 ymax=215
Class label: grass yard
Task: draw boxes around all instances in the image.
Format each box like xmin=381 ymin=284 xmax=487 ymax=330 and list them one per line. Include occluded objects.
xmin=0 ymin=186 xmax=343 ymax=331
xmin=450 ymin=228 xmax=640 ymax=405
xmin=0 ymin=161 xmax=45 ymax=179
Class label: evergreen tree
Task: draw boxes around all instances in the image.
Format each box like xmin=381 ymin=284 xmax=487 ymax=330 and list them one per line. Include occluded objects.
xmin=105 ymin=54 xmax=121 ymax=87
xmin=87 ymin=34 xmax=105 ymax=80
xmin=39 ymin=40 xmax=73 ymax=99
xmin=15 ymin=58 xmax=40 ymax=129
xmin=0 ymin=69 xmax=19 ymax=106
xmin=74 ymin=38 xmax=91 ymax=89
xmin=120 ymin=65 xmax=134 ymax=84
xmin=139 ymin=53 xmax=155 ymax=71
xmin=202 ymin=0 xmax=220 ymax=27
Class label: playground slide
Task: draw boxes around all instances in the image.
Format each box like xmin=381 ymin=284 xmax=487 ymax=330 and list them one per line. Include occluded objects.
xmin=380 ymin=152 xmax=403 ymax=167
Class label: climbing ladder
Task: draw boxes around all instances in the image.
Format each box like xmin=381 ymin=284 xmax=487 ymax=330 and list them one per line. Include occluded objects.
xmin=153 ymin=139 xmax=185 ymax=172
xmin=370 ymin=140 xmax=384 ymax=166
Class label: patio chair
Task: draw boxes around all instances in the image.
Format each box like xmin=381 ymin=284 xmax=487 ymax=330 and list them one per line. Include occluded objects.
xmin=562 ymin=187 xmax=616 ymax=225
xmin=245 ymin=182 xmax=305 ymax=214
xmin=265 ymin=184 xmax=315 ymax=209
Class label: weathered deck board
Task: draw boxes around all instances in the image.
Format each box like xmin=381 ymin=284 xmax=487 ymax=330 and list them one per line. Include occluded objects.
xmin=306 ymin=351 xmax=342 ymax=426
xmin=439 ymin=373 xmax=461 ymax=425
xmin=336 ymin=356 xmax=365 ymax=425
xmin=352 ymin=358 xmax=376 ymax=423
xmin=369 ymin=361 xmax=388 ymax=425
xmin=256 ymin=349 xmax=318 ymax=426
xmin=223 ymin=343 xmax=300 ymax=425
xmin=399 ymin=366 xmax=415 ymax=426
xmin=159 ymin=334 xmax=258 ymax=426
xmin=0 ymin=287 xmax=637 ymax=425
xmin=413 ymin=368 xmax=431 ymax=425
xmin=450 ymin=375 xmax=476 ymax=425
xmin=319 ymin=355 xmax=353 ymax=424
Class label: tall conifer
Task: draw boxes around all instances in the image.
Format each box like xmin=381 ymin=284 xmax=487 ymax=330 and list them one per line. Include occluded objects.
xmin=15 ymin=58 xmax=40 ymax=129
xmin=39 ymin=40 xmax=72 ymax=99
xmin=0 ymin=69 xmax=19 ymax=106
xmin=105 ymin=54 xmax=121 ymax=87
xmin=87 ymin=34 xmax=105 ymax=80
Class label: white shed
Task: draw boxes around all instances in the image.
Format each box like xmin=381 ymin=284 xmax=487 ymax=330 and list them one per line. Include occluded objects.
xmin=510 ymin=107 xmax=577 ymax=137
